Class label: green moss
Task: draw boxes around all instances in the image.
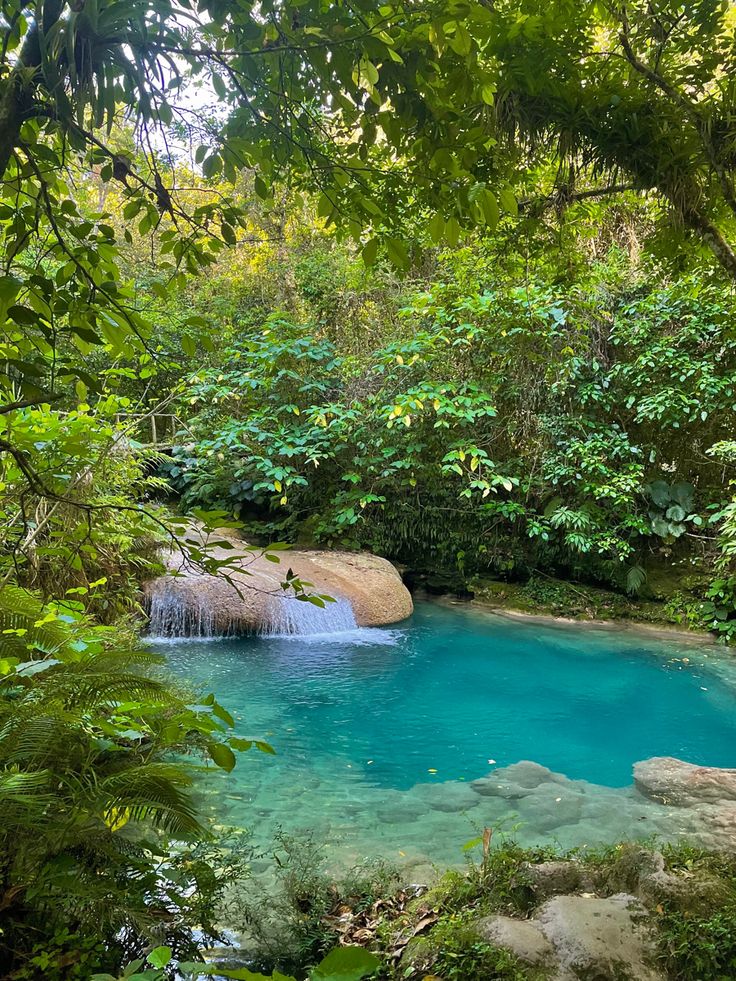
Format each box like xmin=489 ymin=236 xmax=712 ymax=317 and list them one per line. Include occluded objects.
xmin=426 ymin=913 xmax=546 ymax=981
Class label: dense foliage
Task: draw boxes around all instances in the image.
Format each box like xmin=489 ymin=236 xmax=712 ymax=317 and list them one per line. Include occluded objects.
xmin=2 ymin=0 xmax=736 ymax=976
xmin=162 ymin=237 xmax=736 ymax=632
xmin=0 ymin=583 xmax=271 ymax=978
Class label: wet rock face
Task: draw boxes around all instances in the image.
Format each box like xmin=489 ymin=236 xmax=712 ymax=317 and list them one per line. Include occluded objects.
xmin=634 ymin=757 xmax=736 ymax=806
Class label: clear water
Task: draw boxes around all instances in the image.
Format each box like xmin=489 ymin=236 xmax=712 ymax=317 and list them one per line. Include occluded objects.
xmin=160 ymin=601 xmax=736 ymax=875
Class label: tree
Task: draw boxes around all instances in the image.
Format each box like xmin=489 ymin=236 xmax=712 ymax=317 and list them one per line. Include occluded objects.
xmin=3 ymin=0 xmax=736 ymax=443
xmin=211 ymin=0 xmax=734 ymax=277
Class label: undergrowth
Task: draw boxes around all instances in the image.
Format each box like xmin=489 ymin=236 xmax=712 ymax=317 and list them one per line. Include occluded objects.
xmin=233 ymin=836 xmax=736 ymax=981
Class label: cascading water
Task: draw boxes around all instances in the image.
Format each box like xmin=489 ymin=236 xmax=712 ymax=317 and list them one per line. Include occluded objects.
xmin=146 ymin=584 xmax=219 ymax=639
xmin=260 ymin=595 xmax=358 ymax=638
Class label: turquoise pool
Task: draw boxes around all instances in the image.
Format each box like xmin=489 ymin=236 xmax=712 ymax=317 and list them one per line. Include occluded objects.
xmin=161 ymin=601 xmax=736 ymax=874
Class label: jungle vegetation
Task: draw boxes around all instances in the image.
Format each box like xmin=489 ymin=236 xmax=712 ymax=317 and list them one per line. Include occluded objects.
xmin=1 ymin=0 xmax=736 ymax=976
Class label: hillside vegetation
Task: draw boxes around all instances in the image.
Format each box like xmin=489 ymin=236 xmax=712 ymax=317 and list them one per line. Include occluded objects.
xmin=1 ymin=0 xmax=736 ymax=976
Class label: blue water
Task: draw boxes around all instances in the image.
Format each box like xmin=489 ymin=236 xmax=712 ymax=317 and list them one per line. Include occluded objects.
xmin=160 ymin=601 xmax=736 ymax=868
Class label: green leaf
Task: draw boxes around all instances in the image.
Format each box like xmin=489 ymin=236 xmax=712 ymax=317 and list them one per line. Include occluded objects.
xmin=310 ymin=947 xmax=380 ymax=981
xmin=254 ymin=175 xmax=270 ymax=199
xmin=361 ymin=237 xmax=379 ymax=266
xmin=428 ymin=212 xmax=445 ymax=244
xmin=444 ymin=216 xmax=461 ymax=246
xmin=479 ymin=189 xmax=499 ymax=228
xmin=212 ymin=72 xmax=227 ymax=99
xmin=208 ymin=742 xmax=236 ymax=772
xmin=385 ymin=237 xmax=408 ymax=268
xmin=648 ymin=480 xmax=671 ymax=507
xmin=651 ymin=516 xmax=671 ymax=537
xmin=255 ymin=740 xmax=276 ymax=754
xmin=448 ymin=23 xmax=472 ymax=56
xmin=212 ymin=701 xmax=235 ymax=727
xmin=498 ymin=187 xmax=518 ymax=216
xmin=670 ymin=480 xmax=695 ymax=509
xmin=147 ymin=947 xmax=172 ymax=969
xmin=480 ymin=82 xmax=496 ymax=105
xmin=230 ymin=737 xmax=254 ymax=751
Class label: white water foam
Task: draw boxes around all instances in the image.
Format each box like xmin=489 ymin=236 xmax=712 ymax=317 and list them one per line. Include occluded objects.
xmin=147 ymin=584 xmax=402 ymax=644
xmin=259 ymin=595 xmax=358 ymax=637
xmin=147 ymin=584 xmax=220 ymax=639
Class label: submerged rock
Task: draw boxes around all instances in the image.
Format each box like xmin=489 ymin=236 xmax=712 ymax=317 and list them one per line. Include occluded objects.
xmin=470 ymin=760 xmax=568 ymax=799
xmin=516 ymin=785 xmax=585 ymax=832
xmin=634 ymin=756 xmax=736 ymax=806
xmin=409 ymin=780 xmax=480 ymax=813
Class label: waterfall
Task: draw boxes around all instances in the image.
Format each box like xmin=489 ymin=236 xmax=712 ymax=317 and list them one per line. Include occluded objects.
xmin=260 ymin=595 xmax=358 ymax=638
xmin=146 ymin=584 xmax=220 ymax=639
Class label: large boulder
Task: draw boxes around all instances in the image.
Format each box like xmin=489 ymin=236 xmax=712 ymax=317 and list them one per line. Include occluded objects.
xmin=143 ymin=532 xmax=413 ymax=635
xmin=634 ymin=757 xmax=736 ymax=806
xmin=475 ymin=893 xmax=664 ymax=980
xmin=534 ymin=894 xmax=664 ymax=981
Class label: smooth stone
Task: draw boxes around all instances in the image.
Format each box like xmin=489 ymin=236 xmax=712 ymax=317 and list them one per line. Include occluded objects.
xmin=534 ymin=893 xmax=664 ymax=981
xmin=634 ymin=756 xmax=736 ymax=806
xmin=474 ymin=914 xmax=555 ymax=966
xmin=144 ymin=526 xmax=413 ymax=632
xmin=471 ymin=761 xmax=570 ymax=800
xmin=376 ymin=801 xmax=421 ymax=824
xmin=501 ymin=761 xmax=570 ymax=789
xmin=410 ymin=780 xmax=481 ymax=812
xmin=516 ymin=786 xmax=585 ymax=832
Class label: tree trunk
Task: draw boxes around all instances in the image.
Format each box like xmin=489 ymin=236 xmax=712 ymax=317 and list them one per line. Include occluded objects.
xmin=0 ymin=2 xmax=66 ymax=180
xmin=683 ymin=209 xmax=736 ymax=281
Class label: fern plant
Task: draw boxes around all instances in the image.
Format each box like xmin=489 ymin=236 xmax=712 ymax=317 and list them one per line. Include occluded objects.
xmin=0 ymin=585 xmax=261 ymax=979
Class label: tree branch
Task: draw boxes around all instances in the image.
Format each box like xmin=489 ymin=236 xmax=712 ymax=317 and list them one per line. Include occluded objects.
xmin=518 ymin=182 xmax=639 ymax=212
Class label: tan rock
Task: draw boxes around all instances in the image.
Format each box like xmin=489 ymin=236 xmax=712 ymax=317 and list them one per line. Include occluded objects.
xmin=143 ymin=530 xmax=413 ymax=635
xmin=474 ymin=915 xmax=555 ymax=966
xmin=534 ymin=893 xmax=664 ymax=981
xmin=634 ymin=757 xmax=736 ymax=806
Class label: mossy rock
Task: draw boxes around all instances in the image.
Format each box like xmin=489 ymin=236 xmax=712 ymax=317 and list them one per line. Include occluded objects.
xmin=593 ymin=844 xmax=666 ymax=895
xmin=398 ymin=935 xmax=439 ymax=976
xmin=639 ymin=869 xmax=732 ymax=916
